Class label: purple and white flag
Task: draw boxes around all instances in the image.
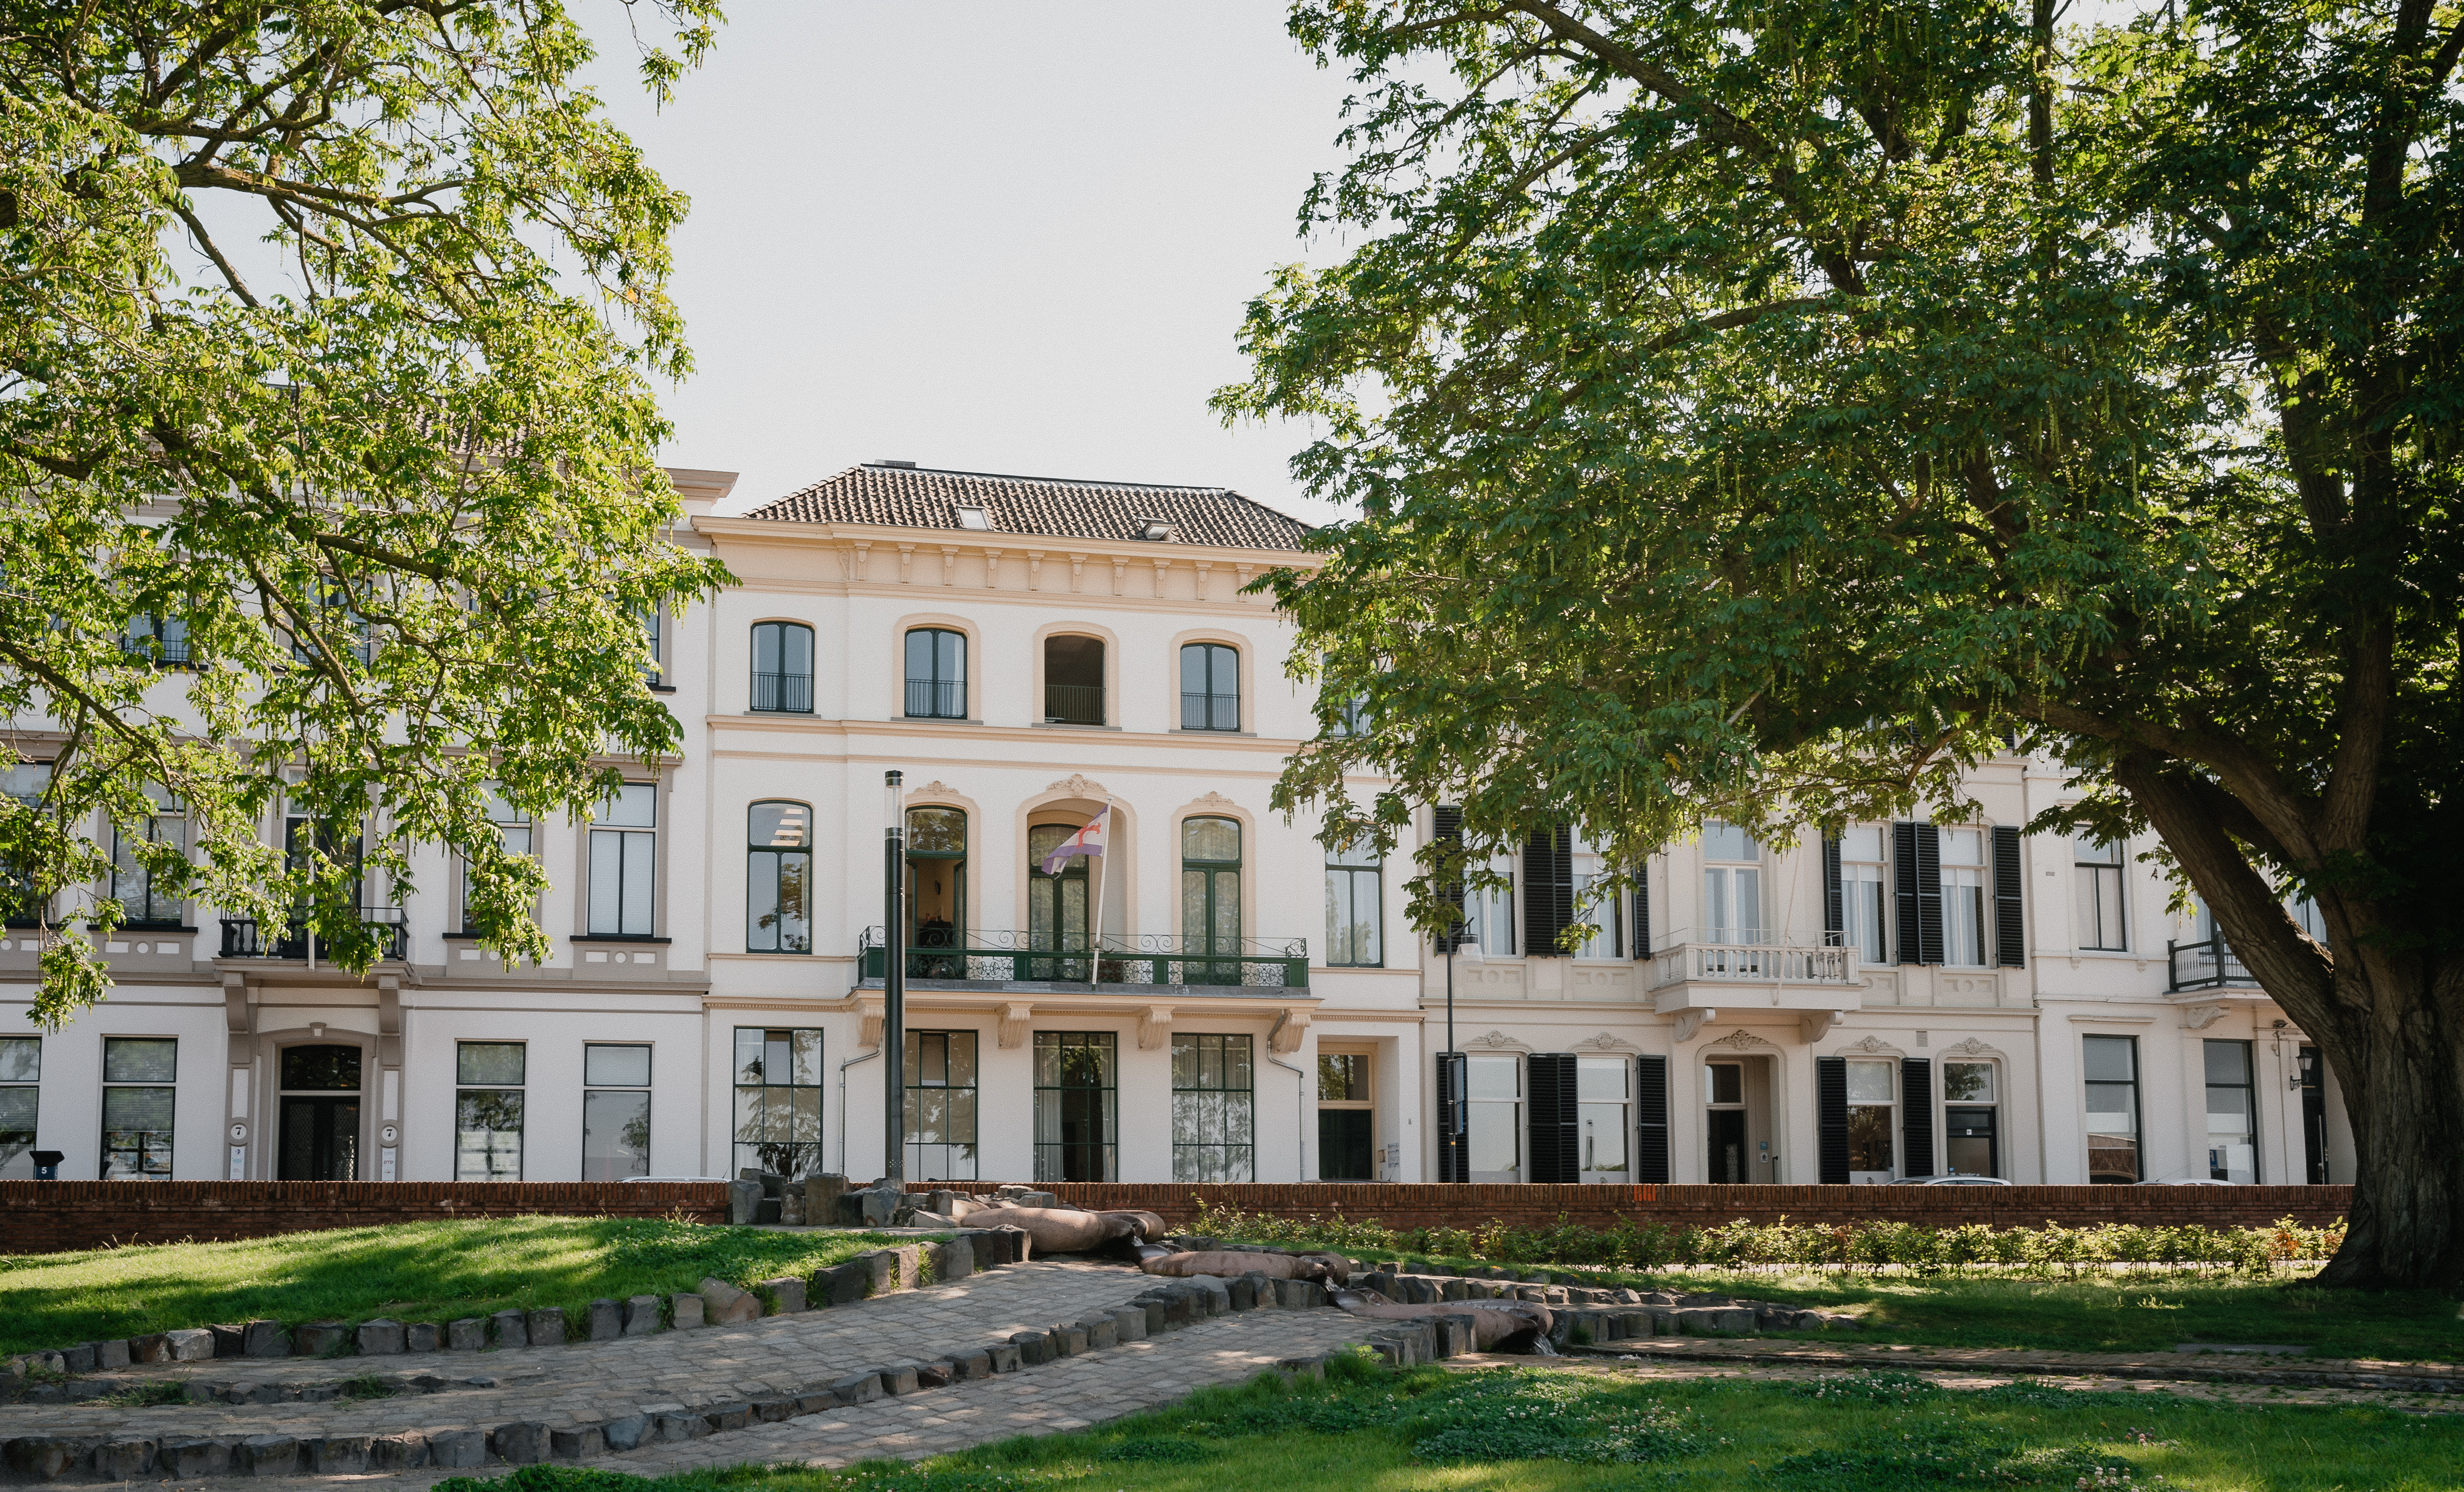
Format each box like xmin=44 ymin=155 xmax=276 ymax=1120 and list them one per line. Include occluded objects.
xmin=1039 ymin=808 xmax=1108 ymax=875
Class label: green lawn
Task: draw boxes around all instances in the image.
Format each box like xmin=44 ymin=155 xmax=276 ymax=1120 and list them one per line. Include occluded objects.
xmin=1328 ymin=1248 xmax=2464 ymax=1362
xmin=435 ymin=1354 xmax=2464 ymax=1492
xmin=0 ymin=1218 xmax=923 ymax=1355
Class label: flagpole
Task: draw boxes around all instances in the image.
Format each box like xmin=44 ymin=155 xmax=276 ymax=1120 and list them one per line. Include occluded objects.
xmin=1088 ymin=799 xmax=1111 ymax=984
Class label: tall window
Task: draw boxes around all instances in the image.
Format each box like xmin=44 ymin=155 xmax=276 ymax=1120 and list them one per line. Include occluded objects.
xmin=1171 ymin=1032 xmax=1254 ymax=1181
xmin=905 ymin=1030 xmax=978 ymax=1180
xmin=582 ymin=1043 xmax=652 ymax=1181
xmin=733 ymin=1027 xmax=823 ymax=1177
xmin=1034 ymin=1031 xmax=1116 ymax=1182
xmin=1 ymin=1037 xmax=37 ymax=1178
xmin=747 ymin=801 xmax=812 ymax=953
xmin=908 ymin=808 xmax=968 ymax=966
xmin=1317 ymin=1052 xmax=1373 ymax=1180
xmin=3 ymin=761 xmax=50 ymax=927
xmin=1578 ymin=1056 xmax=1628 ymax=1180
xmin=1043 ymin=635 xmax=1105 ymax=725
xmin=2204 ymin=1039 xmax=2257 ymax=1183
xmin=110 ymin=786 xmax=186 ymax=926
xmin=1702 ymin=822 xmax=1761 ymax=943
xmin=751 ymin=621 xmax=814 ymax=713
xmin=904 ymin=627 xmax=966 ymax=719
xmin=1466 ymin=1052 xmax=1520 ymax=1181
xmin=101 ymin=1037 xmax=176 ymax=1180
xmin=1468 ymin=849 xmax=1516 ymax=955
xmin=1324 ymin=839 xmax=1382 ymax=967
xmin=642 ymin=607 xmax=665 ymax=687
xmin=1181 ymin=817 xmax=1242 ymax=981
xmin=1846 ymin=1058 xmax=1895 ymax=1180
xmin=2074 ymin=837 xmax=2127 ymax=950
xmin=1940 ymin=828 xmax=1988 ymax=966
xmin=461 ymin=786 xmax=533 ymax=934
xmin=121 ymin=613 xmax=191 ymax=665
xmin=1026 ymin=824 xmax=1092 ymax=971
xmin=588 ymin=784 xmax=657 ymax=937
xmin=1840 ymin=826 xmax=1890 ymax=963
xmin=2083 ymin=1035 xmax=2141 ymax=1183
xmin=1179 ymin=642 xmax=1240 ymax=731
xmin=455 ymin=1041 xmax=525 ymax=1180
xmin=1942 ymin=1060 xmax=1999 ymax=1177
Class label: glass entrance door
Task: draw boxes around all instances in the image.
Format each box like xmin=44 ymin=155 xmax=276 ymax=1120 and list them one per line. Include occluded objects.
xmin=1026 ymin=825 xmax=1090 ymax=980
xmin=277 ymin=1044 xmax=362 ymax=1180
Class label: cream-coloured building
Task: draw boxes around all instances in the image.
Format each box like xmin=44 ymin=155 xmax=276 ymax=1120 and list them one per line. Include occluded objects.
xmin=0 ymin=462 xmax=2353 ymax=1191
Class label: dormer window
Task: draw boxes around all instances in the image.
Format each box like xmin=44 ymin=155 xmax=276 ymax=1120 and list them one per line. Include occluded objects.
xmin=954 ymin=505 xmax=991 ymax=531
xmin=1134 ymin=516 xmax=1179 ymax=541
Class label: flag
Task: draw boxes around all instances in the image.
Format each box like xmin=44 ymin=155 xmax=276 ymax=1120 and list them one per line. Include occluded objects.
xmin=1039 ymin=808 xmax=1108 ymax=876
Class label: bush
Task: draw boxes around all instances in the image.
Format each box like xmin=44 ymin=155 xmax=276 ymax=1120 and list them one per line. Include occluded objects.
xmin=1186 ymin=1201 xmax=2343 ymax=1278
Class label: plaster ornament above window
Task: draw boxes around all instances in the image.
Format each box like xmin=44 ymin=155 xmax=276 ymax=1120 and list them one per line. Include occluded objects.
xmin=1190 ymin=790 xmax=1237 ymax=810
xmin=2183 ymin=1003 xmax=2230 ymax=1031
xmin=1841 ymin=1033 xmax=1909 ymax=1058
xmin=1572 ymin=1031 xmax=1638 ymax=1052
xmin=912 ymin=780 xmax=955 ymax=798
xmin=1462 ymin=1029 xmax=1531 ymax=1051
xmin=1045 ymin=773 xmax=1109 ymax=798
xmin=1706 ymin=1029 xmax=1779 ymax=1051
xmin=1941 ymin=1036 xmax=2010 ymax=1059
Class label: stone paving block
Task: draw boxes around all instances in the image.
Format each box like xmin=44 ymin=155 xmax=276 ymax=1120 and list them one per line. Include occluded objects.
xmin=308 ymin=1434 xmax=372 ymax=1473
xmin=297 ymin=1321 xmax=350 ymax=1356
xmin=815 ymin=1263 xmax=866 ymax=1307
xmin=160 ymin=1438 xmax=230 ymax=1478
xmin=428 ymin=1429 xmax=487 ymax=1468
xmin=587 ymin=1298 xmax=625 ymax=1341
xmin=236 ymin=1434 xmax=299 ymax=1476
xmin=703 ymin=1402 xmax=751 ymax=1433
xmin=96 ymin=1436 xmax=156 ymax=1478
xmin=492 ymin=1308 xmax=531 ymax=1349
xmin=1226 ymin=1274 xmax=1259 ymax=1311
xmin=624 ymin=1296 xmax=662 ymax=1336
xmin=875 ymin=1364 xmax=921 ymax=1396
xmin=1010 ymin=1330 xmax=1055 ymax=1366
xmin=654 ymin=1411 xmax=705 ymax=1444
xmin=760 ymin=1276 xmax=808 ymax=1314
xmin=59 ymin=1342 xmax=95 ymax=1373
xmin=93 ymin=1338 xmax=132 ymax=1370
xmin=448 ymin=1318 xmax=486 ymax=1352
xmin=916 ymin=1360 xmax=955 ymax=1388
xmin=127 ymin=1331 xmax=170 ymax=1364
xmin=953 ymin=1349 xmax=995 ymax=1381
xmin=369 ymin=1433 xmax=429 ymax=1470
xmin=241 ymin=1320 xmax=291 ymax=1358
xmin=752 ymin=1395 xmax=796 ymax=1423
xmin=404 ymin=1322 xmax=442 ymax=1352
xmin=831 ymin=1372 xmax=882 ymax=1405
xmin=852 ymin=1252 xmax=896 ymax=1297
xmin=1050 ymin=1325 xmax=1090 ymax=1358
xmin=700 ymin=1278 xmax=762 ymax=1325
xmin=553 ymin=1426 xmax=608 ymax=1460
xmin=794 ymin=1392 xmax=838 ymax=1415
xmin=1082 ymin=1316 xmax=1120 ymax=1351
xmin=529 ymin=1307 xmax=569 ymax=1346
xmin=671 ymin=1294 xmax=706 ymax=1330
xmin=491 ymin=1422 xmax=552 ymax=1464
xmin=1110 ymin=1306 xmax=1149 ymax=1342
xmin=932 ymin=1237 xmax=973 ymax=1282
xmin=603 ymin=1416 xmax=651 ymax=1453
xmin=5 ymin=1436 xmax=81 ymax=1481
xmin=358 ymin=1319 xmax=406 ymax=1355
xmin=1189 ymin=1276 xmax=1231 ymax=1315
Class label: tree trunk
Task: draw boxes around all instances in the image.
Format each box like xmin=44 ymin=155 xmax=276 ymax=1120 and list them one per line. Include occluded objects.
xmin=2309 ymin=960 xmax=2464 ymax=1289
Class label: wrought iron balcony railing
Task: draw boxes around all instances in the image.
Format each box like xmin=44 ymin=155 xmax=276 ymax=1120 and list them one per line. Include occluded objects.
xmin=1044 ymin=683 xmax=1105 ymax=725
xmin=2168 ymin=932 xmax=2257 ymax=992
xmin=860 ymin=927 xmax=1307 ymax=990
xmin=904 ymin=678 xmax=966 ymax=719
xmin=221 ymin=907 xmax=406 ymax=961
xmin=750 ymin=670 xmax=813 ymax=713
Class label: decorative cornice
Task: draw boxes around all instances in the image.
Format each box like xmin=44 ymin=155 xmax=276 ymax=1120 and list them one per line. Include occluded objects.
xmin=1838 ymin=1033 xmax=1908 ymax=1059
xmin=1462 ymin=1028 xmax=1531 ymax=1052
xmin=1571 ymin=1031 xmax=1638 ymax=1053
xmin=1046 ymin=773 xmax=1109 ymax=798
xmin=1705 ymin=1029 xmax=1779 ymax=1051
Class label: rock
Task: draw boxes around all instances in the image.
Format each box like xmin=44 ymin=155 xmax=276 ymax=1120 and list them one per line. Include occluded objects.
xmin=236 ymin=1435 xmax=299 ymax=1476
xmin=916 ymin=1361 xmax=955 ymax=1388
xmin=803 ymin=1173 xmax=851 ymax=1225
xmin=752 ymin=1396 xmax=796 ymax=1422
xmin=830 ymin=1371 xmax=882 ymax=1405
xmin=585 ymin=1299 xmax=624 ymax=1340
xmin=1275 ymin=1278 xmax=1327 ymax=1309
xmin=208 ymin=1323 xmax=245 ymax=1356
xmin=96 ymin=1438 xmax=156 ymax=1478
xmin=427 ymin=1429 xmax=487 ymax=1468
xmin=1674 ymin=1307 xmax=1757 ymax=1335
xmin=654 ymin=1411 xmax=706 ymax=1443
xmin=448 ymin=1318 xmax=487 ymax=1352
xmin=489 ymin=1423 xmax=550 ymax=1464
xmin=241 ymin=1320 xmax=291 ymax=1358
xmin=815 ymin=1262 xmax=867 ymax=1307
xmin=1081 ymin=1316 xmax=1119 ymax=1350
xmin=527 ymin=1308 xmax=567 ymax=1346
xmin=1049 ymin=1325 xmax=1088 ymax=1357
xmin=1275 ymin=1355 xmax=1326 ymax=1381
xmin=1010 ymin=1330 xmax=1056 ymax=1365
xmin=1109 ymin=1306 xmax=1150 ymax=1342
xmin=357 ymin=1319 xmax=406 ymax=1356
xmin=5 ymin=1436 xmax=82 ymax=1480
xmin=931 ymin=1237 xmax=973 ymax=1282
xmin=602 ymin=1416 xmax=650 ymax=1453
xmin=779 ymin=1189 xmax=807 ymax=1225
xmin=126 ymin=1332 xmax=169 ymax=1364
xmin=1128 ymin=1298 xmax=1171 ymax=1333
xmin=760 ymin=1276 xmax=807 ymax=1314
xmin=985 ymin=1342 xmax=1021 ymax=1373
xmin=307 ymin=1436 xmax=372 ymax=1474
xmin=551 ymin=1426 xmax=606 ymax=1460
xmin=624 ymin=1295 xmax=662 ymax=1335
xmin=670 ymin=1294 xmax=705 ymax=1329
xmin=404 ymin=1322 xmax=442 ymax=1352
xmin=296 ymin=1321 xmax=349 ymax=1356
xmin=953 ymin=1350 xmax=996 ymax=1380
xmin=1188 ymin=1275 xmax=1232 ymax=1314
xmin=1618 ymin=1311 xmax=1655 ymax=1338
xmin=368 ymin=1434 xmax=429 ymax=1470
xmin=876 ymin=1364 xmax=921 ymax=1395
xmin=160 ymin=1439 xmax=231 ymax=1478
xmin=795 ymin=1390 xmax=838 ymax=1414
xmin=993 ymin=1225 xmax=1031 ymax=1263
xmin=1226 ymin=1274 xmax=1260 ymax=1311
xmin=93 ymin=1338 xmax=132 ymax=1370
xmin=699 ymin=1277 xmax=762 ymax=1325
xmin=702 ymin=1403 xmax=750 ymax=1432
xmin=490 ymin=1309 xmax=529 ymax=1349
xmin=59 ymin=1343 xmax=95 ymax=1373
xmin=852 ymin=1251 xmax=897 ymax=1297
xmin=728 ymin=1177 xmax=763 ymax=1225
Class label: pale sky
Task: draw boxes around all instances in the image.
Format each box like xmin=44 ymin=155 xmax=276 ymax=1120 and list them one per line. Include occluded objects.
xmin=584 ymin=3 xmax=1360 ymax=522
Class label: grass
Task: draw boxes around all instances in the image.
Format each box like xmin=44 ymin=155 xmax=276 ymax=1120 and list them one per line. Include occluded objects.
xmin=426 ymin=1354 xmax=2464 ymax=1492
xmin=1325 ymin=1246 xmax=2464 ymax=1362
xmin=0 ymin=1217 xmax=929 ymax=1355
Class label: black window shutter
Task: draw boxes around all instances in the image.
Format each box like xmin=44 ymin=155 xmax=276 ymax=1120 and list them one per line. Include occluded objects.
xmin=1634 ymin=1054 xmax=1670 ymax=1184
xmin=1432 ymin=805 xmax=1467 ymax=951
xmin=1522 ymin=826 xmax=1573 ymax=957
xmin=1525 ymin=1053 xmax=1580 ymax=1182
xmin=1632 ymin=859 xmax=1652 ymax=956
xmin=1915 ymin=822 xmax=1945 ymax=965
xmin=1892 ymin=822 xmax=1922 ymax=965
xmin=1822 ymin=835 xmax=1844 ymax=946
xmin=1992 ymin=824 xmax=2026 ymax=967
xmin=1435 ymin=1051 xmax=1468 ymax=1182
xmin=1817 ymin=1056 xmax=1850 ymax=1184
xmin=1901 ymin=1057 xmax=1936 ymax=1178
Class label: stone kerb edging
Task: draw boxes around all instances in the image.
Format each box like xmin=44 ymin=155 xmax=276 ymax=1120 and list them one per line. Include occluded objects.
xmin=1350 ymin=1258 xmax=1862 ymax=1342
xmin=2 ymin=1230 xmax=1026 ymax=1408
xmin=0 ymin=1246 xmax=1367 ymax=1482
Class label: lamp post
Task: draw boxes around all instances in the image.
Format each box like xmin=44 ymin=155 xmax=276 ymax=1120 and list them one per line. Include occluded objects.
xmin=883 ymin=770 xmax=905 ymax=1190
xmin=1441 ymin=924 xmax=1483 ymax=1183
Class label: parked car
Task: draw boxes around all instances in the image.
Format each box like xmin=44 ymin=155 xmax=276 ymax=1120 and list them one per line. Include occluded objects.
xmin=1887 ymin=1173 xmax=2013 ymax=1185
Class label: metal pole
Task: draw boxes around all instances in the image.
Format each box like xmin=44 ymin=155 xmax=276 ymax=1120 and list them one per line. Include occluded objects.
xmin=883 ymin=770 xmax=905 ymax=1189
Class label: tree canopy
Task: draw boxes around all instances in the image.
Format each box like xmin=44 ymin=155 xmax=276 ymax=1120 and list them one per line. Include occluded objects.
xmin=1221 ymin=0 xmax=2462 ymax=1285
xmin=0 ymin=0 xmax=729 ymax=1024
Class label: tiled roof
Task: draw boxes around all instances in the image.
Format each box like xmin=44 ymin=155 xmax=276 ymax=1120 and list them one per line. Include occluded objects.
xmin=743 ymin=463 xmax=1313 ymax=551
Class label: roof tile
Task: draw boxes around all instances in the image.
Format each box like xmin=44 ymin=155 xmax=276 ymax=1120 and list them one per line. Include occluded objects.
xmin=743 ymin=464 xmax=1312 ymax=551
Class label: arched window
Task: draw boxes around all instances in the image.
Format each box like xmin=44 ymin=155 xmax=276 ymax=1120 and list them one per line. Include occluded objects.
xmin=751 ymin=622 xmax=814 ymax=713
xmin=1044 ymin=635 xmax=1105 ymax=725
xmin=1180 ymin=643 xmax=1239 ymax=731
xmin=1181 ymin=816 xmax=1242 ymax=980
xmin=747 ymin=801 xmax=812 ymax=953
xmin=905 ymin=628 xmax=967 ymax=719
xmin=907 ymin=808 xmax=967 ymax=967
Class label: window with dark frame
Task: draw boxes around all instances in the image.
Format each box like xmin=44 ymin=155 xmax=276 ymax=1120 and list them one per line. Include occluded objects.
xmin=2203 ymin=1039 xmax=2257 ymax=1183
xmin=110 ymin=785 xmax=187 ymax=927
xmin=904 ymin=628 xmax=967 ymax=719
xmin=0 ymin=1036 xmax=38 ymax=1179
xmin=1043 ymin=635 xmax=1105 ymax=725
xmin=460 ymin=785 xmax=533 ymax=935
xmin=2083 ymin=1035 xmax=2142 ymax=1183
xmin=1179 ymin=642 xmax=1240 ymax=731
xmin=747 ymin=801 xmax=813 ymax=954
xmin=1845 ymin=1057 xmax=1895 ymax=1178
xmin=454 ymin=1041 xmax=525 ymax=1180
xmin=1324 ymin=838 xmax=1382 ymax=967
xmin=1942 ymin=1060 xmax=2000 ymax=1177
xmin=583 ymin=1043 xmax=652 ymax=1181
xmin=2073 ymin=836 xmax=2128 ymax=951
xmin=587 ymin=785 xmax=657 ymax=938
xmin=904 ymin=1030 xmax=978 ymax=1180
xmin=751 ymin=621 xmax=815 ymax=713
xmin=733 ymin=1027 xmax=823 ymax=1178
xmin=3 ymin=762 xmax=51 ymax=927
xmin=1033 ymin=1030 xmax=1116 ymax=1182
xmin=1171 ymin=1032 xmax=1254 ymax=1181
xmin=101 ymin=1036 xmax=176 ymax=1180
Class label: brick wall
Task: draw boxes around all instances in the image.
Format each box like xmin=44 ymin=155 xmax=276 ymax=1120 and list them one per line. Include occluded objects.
xmin=941 ymin=1182 xmax=2350 ymax=1233
xmin=0 ymin=1181 xmax=729 ymax=1255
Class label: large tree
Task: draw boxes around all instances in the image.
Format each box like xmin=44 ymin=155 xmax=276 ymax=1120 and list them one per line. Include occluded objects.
xmin=1220 ymin=0 xmax=2463 ymax=1286
xmin=0 ymin=0 xmax=729 ymax=1025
